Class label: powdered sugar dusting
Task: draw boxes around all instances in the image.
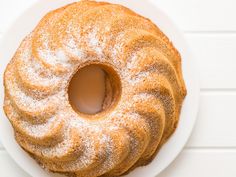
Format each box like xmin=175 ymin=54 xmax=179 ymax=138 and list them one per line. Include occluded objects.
xmin=38 ymin=48 xmax=70 ymax=67
xmin=55 ymin=50 xmax=69 ymax=62
xmin=88 ymin=29 xmax=104 ymax=56
xmin=2 ymin=1 xmax=185 ymax=176
xmin=64 ymin=36 xmax=86 ymax=59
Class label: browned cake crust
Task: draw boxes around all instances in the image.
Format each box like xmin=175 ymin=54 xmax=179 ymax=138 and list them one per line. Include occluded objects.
xmin=3 ymin=1 xmax=187 ymax=177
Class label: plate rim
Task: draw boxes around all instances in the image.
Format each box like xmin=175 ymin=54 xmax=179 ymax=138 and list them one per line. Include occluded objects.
xmin=0 ymin=0 xmax=200 ymax=177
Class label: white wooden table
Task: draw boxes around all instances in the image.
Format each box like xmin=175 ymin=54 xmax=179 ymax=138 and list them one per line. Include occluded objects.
xmin=1 ymin=0 xmax=236 ymax=176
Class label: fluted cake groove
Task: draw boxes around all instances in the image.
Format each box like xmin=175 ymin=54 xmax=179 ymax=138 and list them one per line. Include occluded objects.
xmin=3 ymin=1 xmax=187 ymax=177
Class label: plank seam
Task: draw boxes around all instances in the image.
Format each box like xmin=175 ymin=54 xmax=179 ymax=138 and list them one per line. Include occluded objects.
xmin=185 ymin=147 xmax=236 ymax=150
xmin=200 ymin=88 xmax=236 ymax=95
xmin=184 ymin=30 xmax=236 ymax=34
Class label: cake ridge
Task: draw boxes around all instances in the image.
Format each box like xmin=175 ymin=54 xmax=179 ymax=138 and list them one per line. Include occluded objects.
xmin=3 ymin=1 xmax=187 ymax=177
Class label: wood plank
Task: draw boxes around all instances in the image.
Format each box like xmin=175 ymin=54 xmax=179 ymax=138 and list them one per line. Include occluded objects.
xmin=152 ymin=0 xmax=236 ymax=31
xmin=0 ymin=151 xmax=30 ymax=177
xmin=186 ymin=93 xmax=236 ymax=148
xmin=0 ymin=149 xmax=236 ymax=177
xmin=185 ymin=34 xmax=236 ymax=89
xmin=1 ymin=0 xmax=236 ymax=32
xmin=158 ymin=149 xmax=236 ymax=177
xmin=1 ymin=33 xmax=236 ymax=89
xmin=0 ymin=94 xmax=236 ymax=150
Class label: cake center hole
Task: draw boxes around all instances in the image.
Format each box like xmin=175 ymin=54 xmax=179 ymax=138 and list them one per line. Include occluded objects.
xmin=68 ymin=64 xmax=121 ymax=115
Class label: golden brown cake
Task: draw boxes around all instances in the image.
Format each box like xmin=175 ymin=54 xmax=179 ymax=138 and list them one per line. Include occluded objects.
xmin=3 ymin=1 xmax=187 ymax=177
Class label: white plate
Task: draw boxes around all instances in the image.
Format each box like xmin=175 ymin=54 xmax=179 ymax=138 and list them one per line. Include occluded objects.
xmin=0 ymin=0 xmax=200 ymax=177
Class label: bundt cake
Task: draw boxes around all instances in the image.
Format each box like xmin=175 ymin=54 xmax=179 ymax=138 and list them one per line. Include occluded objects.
xmin=3 ymin=1 xmax=187 ymax=177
